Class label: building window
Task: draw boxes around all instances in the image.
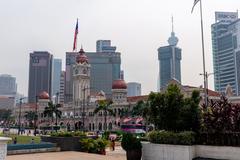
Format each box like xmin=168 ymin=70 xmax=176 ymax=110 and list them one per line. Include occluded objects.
xmin=89 ymin=123 xmax=91 ymax=131
xmin=99 ymin=123 xmax=102 ymax=131
xmin=104 ymin=123 xmax=107 ymax=131
xmin=109 ymin=123 xmax=112 ymax=130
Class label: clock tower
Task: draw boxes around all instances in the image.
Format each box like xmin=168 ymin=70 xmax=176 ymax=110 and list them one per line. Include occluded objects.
xmin=73 ymin=47 xmax=91 ymax=106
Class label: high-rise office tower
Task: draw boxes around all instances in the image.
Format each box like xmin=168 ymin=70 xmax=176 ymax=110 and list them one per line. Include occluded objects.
xmin=211 ymin=11 xmax=239 ymax=95
xmin=59 ymin=71 xmax=65 ymax=104
xmin=96 ymin=40 xmax=117 ymax=53
xmin=0 ymin=74 xmax=17 ymax=96
xmin=28 ymin=51 xmax=53 ymax=103
xmin=52 ymin=59 xmax=62 ymax=98
xmin=86 ymin=51 xmax=121 ymax=97
xmin=120 ymin=70 xmax=124 ymax=80
xmin=127 ymin=82 xmax=141 ymax=97
xmin=65 ymin=40 xmax=121 ymax=101
xmin=158 ymin=18 xmax=182 ymax=90
xmin=65 ymin=52 xmax=78 ymax=103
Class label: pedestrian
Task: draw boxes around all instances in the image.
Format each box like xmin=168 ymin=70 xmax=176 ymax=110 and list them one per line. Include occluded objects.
xmin=31 ymin=138 xmax=34 ymax=144
xmin=13 ymin=137 xmax=17 ymax=144
xmin=111 ymin=138 xmax=115 ymax=151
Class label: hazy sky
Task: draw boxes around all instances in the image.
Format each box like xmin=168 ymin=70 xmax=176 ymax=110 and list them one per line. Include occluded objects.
xmin=0 ymin=0 xmax=240 ymax=96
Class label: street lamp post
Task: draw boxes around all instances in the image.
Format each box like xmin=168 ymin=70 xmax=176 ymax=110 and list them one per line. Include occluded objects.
xmin=34 ymin=96 xmax=38 ymax=136
xmin=200 ymin=72 xmax=214 ymax=107
xmin=55 ymin=92 xmax=60 ymax=128
xmin=18 ymin=98 xmax=24 ymax=135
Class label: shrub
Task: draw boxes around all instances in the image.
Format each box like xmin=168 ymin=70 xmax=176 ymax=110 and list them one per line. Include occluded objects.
xmin=80 ymin=138 xmax=109 ymax=153
xmin=121 ymin=133 xmax=142 ymax=151
xmin=50 ymin=131 xmax=86 ymax=138
xmin=148 ymin=131 xmax=195 ymax=145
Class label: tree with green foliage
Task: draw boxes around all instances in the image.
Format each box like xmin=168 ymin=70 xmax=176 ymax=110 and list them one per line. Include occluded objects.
xmin=147 ymin=84 xmax=201 ymax=132
xmin=0 ymin=109 xmax=12 ymax=123
xmin=43 ymin=101 xmax=62 ymax=131
xmin=179 ymin=90 xmax=201 ymax=132
xmin=131 ymin=100 xmax=149 ymax=118
xmin=24 ymin=111 xmax=38 ymax=127
xmin=94 ymin=100 xmax=115 ymax=131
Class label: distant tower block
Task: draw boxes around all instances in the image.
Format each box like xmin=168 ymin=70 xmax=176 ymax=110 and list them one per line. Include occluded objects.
xmin=158 ymin=16 xmax=182 ymax=90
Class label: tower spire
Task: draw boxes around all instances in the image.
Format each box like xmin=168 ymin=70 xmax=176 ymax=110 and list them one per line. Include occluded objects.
xmin=168 ymin=15 xmax=178 ymax=46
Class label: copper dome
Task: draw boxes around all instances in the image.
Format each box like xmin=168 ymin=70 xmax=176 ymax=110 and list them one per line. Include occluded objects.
xmin=112 ymin=79 xmax=127 ymax=89
xmin=38 ymin=91 xmax=50 ymax=99
xmin=76 ymin=48 xmax=88 ymax=64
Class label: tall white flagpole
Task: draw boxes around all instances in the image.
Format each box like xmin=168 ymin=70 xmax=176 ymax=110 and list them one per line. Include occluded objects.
xmin=192 ymin=0 xmax=207 ymax=106
xmin=199 ymin=0 xmax=207 ymax=107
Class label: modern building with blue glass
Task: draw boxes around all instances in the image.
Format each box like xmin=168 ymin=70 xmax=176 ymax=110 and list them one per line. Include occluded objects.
xmin=158 ymin=21 xmax=182 ymax=90
xmin=211 ymin=11 xmax=240 ymax=95
xmin=52 ymin=58 xmax=62 ymax=100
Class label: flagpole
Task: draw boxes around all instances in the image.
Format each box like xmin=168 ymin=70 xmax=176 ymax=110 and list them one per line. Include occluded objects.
xmin=199 ymin=0 xmax=207 ymax=106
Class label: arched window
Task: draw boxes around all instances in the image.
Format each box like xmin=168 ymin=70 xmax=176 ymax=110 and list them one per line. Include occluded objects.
xmin=104 ymin=123 xmax=107 ymax=131
xmin=99 ymin=123 xmax=102 ymax=131
xmin=108 ymin=123 xmax=112 ymax=130
xmin=89 ymin=123 xmax=91 ymax=131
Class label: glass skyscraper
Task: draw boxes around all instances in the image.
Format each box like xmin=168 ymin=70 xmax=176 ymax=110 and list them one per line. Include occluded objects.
xmin=52 ymin=58 xmax=62 ymax=98
xmin=28 ymin=51 xmax=53 ymax=103
xmin=0 ymin=74 xmax=17 ymax=96
xmin=158 ymin=24 xmax=182 ymax=90
xmin=211 ymin=11 xmax=239 ymax=95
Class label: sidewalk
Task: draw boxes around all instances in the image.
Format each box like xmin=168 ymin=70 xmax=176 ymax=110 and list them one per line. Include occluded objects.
xmin=6 ymin=147 xmax=126 ymax=160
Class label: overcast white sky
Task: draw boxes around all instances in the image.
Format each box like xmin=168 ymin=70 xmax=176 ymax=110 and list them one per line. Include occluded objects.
xmin=0 ymin=0 xmax=239 ymax=96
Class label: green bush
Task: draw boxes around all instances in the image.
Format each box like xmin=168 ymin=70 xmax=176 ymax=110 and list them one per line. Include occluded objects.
xmin=121 ymin=133 xmax=142 ymax=151
xmin=80 ymin=138 xmax=109 ymax=153
xmin=50 ymin=131 xmax=86 ymax=137
xmin=148 ymin=131 xmax=195 ymax=145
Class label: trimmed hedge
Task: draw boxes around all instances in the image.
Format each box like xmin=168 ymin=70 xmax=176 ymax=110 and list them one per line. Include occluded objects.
xmin=50 ymin=131 xmax=86 ymax=137
xmin=148 ymin=131 xmax=195 ymax=145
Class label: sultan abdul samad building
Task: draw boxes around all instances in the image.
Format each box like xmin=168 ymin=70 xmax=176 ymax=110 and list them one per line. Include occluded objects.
xmin=14 ymin=48 xmax=147 ymax=131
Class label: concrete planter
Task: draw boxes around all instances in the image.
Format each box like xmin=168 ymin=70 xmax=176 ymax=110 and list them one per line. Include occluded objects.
xmin=41 ymin=136 xmax=84 ymax=151
xmin=0 ymin=137 xmax=11 ymax=160
xmin=142 ymin=142 xmax=194 ymax=160
xmin=195 ymin=145 xmax=240 ymax=160
xmin=142 ymin=142 xmax=240 ymax=160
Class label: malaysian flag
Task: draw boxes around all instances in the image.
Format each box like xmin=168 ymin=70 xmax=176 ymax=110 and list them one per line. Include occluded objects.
xmin=191 ymin=0 xmax=200 ymax=13
xmin=73 ymin=19 xmax=78 ymax=51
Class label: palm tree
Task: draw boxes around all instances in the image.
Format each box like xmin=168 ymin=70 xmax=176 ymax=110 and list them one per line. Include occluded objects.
xmin=94 ymin=100 xmax=115 ymax=131
xmin=24 ymin=111 xmax=38 ymax=127
xmin=43 ymin=101 xmax=62 ymax=131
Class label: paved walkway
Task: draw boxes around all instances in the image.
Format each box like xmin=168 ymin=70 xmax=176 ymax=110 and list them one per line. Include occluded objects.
xmin=6 ymin=147 xmax=126 ymax=160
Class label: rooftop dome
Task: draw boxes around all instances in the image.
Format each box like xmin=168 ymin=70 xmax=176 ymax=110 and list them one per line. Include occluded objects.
xmin=38 ymin=91 xmax=50 ymax=99
xmin=76 ymin=48 xmax=88 ymax=64
xmin=112 ymin=79 xmax=127 ymax=89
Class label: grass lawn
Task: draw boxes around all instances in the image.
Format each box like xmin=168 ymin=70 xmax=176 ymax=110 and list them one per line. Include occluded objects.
xmin=0 ymin=133 xmax=41 ymax=144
